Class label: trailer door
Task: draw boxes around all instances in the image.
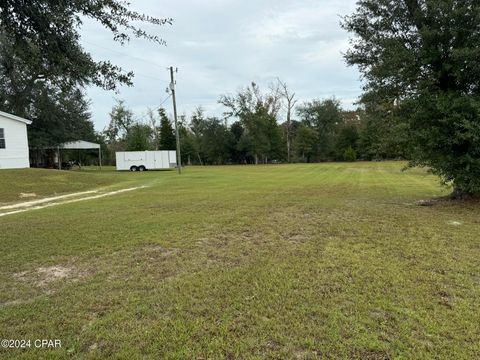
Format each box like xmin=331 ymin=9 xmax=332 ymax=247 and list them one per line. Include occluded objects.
xmin=154 ymin=151 xmax=163 ymax=169
xmin=169 ymin=151 xmax=177 ymax=168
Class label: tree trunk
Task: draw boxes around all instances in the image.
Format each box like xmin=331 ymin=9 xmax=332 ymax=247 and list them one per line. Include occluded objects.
xmin=287 ymin=108 xmax=291 ymax=163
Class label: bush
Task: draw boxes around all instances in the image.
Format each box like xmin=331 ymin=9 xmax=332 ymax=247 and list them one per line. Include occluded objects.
xmin=343 ymin=146 xmax=357 ymax=162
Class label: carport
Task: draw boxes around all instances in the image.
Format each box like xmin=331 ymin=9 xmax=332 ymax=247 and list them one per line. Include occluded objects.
xmin=58 ymin=140 xmax=102 ymax=170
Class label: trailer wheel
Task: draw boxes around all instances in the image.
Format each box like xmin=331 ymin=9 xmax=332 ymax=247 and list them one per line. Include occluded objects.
xmin=130 ymin=165 xmax=138 ymax=172
xmin=138 ymin=165 xmax=146 ymax=172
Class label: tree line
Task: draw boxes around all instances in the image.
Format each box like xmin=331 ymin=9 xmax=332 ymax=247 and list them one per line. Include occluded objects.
xmin=102 ymin=81 xmax=406 ymax=165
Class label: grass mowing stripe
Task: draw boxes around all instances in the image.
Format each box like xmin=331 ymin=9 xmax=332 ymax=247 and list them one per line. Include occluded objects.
xmin=0 ymin=162 xmax=478 ymax=359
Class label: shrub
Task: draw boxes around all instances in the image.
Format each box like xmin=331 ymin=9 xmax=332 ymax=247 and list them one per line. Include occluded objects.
xmin=343 ymin=146 xmax=357 ymax=162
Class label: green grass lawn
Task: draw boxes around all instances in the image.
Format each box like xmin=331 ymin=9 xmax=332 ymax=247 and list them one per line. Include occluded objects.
xmin=1 ymin=162 xmax=479 ymax=359
xmin=0 ymin=167 xmax=133 ymax=205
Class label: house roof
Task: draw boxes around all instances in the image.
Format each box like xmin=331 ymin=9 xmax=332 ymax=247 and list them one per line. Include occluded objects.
xmin=0 ymin=110 xmax=32 ymax=125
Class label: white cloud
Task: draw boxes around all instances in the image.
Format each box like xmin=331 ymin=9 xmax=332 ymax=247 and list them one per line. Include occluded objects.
xmin=299 ymin=39 xmax=350 ymax=64
xmin=81 ymin=0 xmax=361 ymax=130
xmin=251 ymin=5 xmax=338 ymax=44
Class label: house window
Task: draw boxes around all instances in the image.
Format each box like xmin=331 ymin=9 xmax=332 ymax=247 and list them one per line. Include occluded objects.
xmin=0 ymin=128 xmax=5 ymax=149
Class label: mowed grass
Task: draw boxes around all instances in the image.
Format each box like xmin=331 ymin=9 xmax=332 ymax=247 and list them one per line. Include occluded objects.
xmin=0 ymin=162 xmax=479 ymax=359
xmin=0 ymin=167 xmax=137 ymax=205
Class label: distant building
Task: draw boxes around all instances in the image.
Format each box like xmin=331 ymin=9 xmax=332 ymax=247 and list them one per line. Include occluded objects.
xmin=0 ymin=111 xmax=32 ymax=169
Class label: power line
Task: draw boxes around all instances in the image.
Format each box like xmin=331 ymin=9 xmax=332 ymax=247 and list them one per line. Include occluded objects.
xmin=81 ymin=39 xmax=170 ymax=83
xmin=133 ymin=72 xmax=171 ymax=83
xmin=136 ymin=94 xmax=172 ymax=122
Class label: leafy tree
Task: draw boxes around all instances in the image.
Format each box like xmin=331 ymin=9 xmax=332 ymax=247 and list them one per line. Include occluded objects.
xmin=0 ymin=1 xmax=171 ymax=96
xmin=28 ymin=87 xmax=95 ymax=148
xmin=28 ymin=85 xmax=97 ymax=167
xmin=219 ymin=82 xmax=282 ymax=120
xmin=343 ymin=0 xmax=480 ymax=196
xmin=238 ymin=104 xmax=282 ymax=163
xmin=335 ymin=123 xmax=360 ymax=161
xmin=104 ymin=100 xmax=134 ymax=144
xmin=158 ymin=108 xmax=176 ymax=150
xmin=126 ymin=123 xmax=153 ymax=151
xmin=357 ymin=104 xmax=409 ymax=160
xmin=189 ymin=107 xmax=207 ymax=164
xmin=146 ymin=108 xmax=160 ymax=150
xmin=220 ymin=82 xmax=283 ymax=164
xmin=0 ymin=34 xmax=41 ymax=117
xmin=0 ymin=1 xmax=171 ymax=151
xmin=185 ymin=107 xmax=233 ymax=165
xmin=357 ymin=111 xmax=386 ymax=160
xmin=230 ymin=121 xmax=247 ymax=163
xmin=0 ymin=34 xmax=97 ymax=150
xmin=294 ymin=124 xmax=318 ymax=163
xmin=297 ymin=98 xmax=343 ymax=160
xmin=178 ymin=119 xmax=196 ymax=165
xmin=199 ymin=118 xmax=233 ymax=165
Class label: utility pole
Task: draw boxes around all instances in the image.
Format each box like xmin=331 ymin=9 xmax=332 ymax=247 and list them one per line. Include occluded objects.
xmin=169 ymin=66 xmax=182 ymax=174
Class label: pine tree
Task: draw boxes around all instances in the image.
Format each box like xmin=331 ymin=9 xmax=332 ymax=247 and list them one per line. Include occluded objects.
xmin=158 ymin=108 xmax=176 ymax=150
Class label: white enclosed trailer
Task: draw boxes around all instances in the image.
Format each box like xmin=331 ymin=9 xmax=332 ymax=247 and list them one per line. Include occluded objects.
xmin=115 ymin=150 xmax=177 ymax=171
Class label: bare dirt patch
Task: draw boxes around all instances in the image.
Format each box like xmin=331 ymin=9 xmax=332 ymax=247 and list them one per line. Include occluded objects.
xmin=13 ymin=264 xmax=90 ymax=287
xmin=3 ymin=263 xmax=93 ymax=307
xmin=36 ymin=266 xmax=72 ymax=286
xmin=294 ymin=349 xmax=318 ymax=359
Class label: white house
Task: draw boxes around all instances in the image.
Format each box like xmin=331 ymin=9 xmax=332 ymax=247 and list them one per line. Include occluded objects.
xmin=0 ymin=111 xmax=32 ymax=169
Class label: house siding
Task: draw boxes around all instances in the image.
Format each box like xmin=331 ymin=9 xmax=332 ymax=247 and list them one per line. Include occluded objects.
xmin=0 ymin=115 xmax=30 ymax=169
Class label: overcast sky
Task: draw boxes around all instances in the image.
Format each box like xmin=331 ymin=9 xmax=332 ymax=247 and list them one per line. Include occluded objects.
xmin=80 ymin=0 xmax=361 ymax=131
